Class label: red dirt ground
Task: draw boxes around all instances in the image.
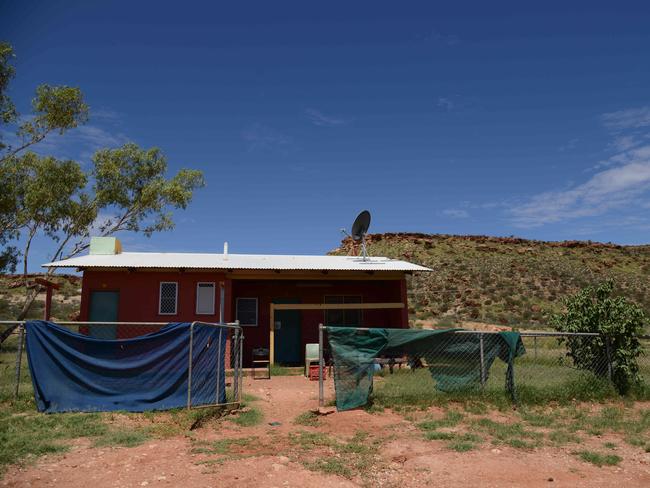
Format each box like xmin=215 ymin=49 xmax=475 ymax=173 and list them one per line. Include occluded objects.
xmin=3 ymin=376 xmax=650 ymax=487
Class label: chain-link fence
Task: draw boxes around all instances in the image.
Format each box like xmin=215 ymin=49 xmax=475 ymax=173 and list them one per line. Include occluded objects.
xmin=318 ymin=326 xmax=650 ymax=409
xmin=0 ymin=320 xmax=243 ymax=411
xmin=639 ymin=336 xmax=650 ymax=385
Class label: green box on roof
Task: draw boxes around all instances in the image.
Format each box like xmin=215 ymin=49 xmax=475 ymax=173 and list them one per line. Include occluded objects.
xmin=89 ymin=237 xmax=122 ymax=255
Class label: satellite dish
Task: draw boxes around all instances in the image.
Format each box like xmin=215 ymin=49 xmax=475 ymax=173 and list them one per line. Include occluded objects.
xmin=349 ymin=210 xmax=371 ymax=260
xmin=351 ymin=210 xmax=371 ymax=241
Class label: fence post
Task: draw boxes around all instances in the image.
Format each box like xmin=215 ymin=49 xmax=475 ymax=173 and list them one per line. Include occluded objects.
xmin=319 ymin=323 xmax=324 ymax=408
xmin=604 ymin=335 xmax=613 ymax=382
xmin=216 ymin=327 xmax=223 ymax=405
xmin=479 ymin=333 xmax=485 ymax=388
xmin=237 ymin=322 xmax=243 ymax=403
xmin=232 ymin=328 xmax=240 ymax=403
xmin=533 ymin=336 xmax=538 ymax=359
xmin=14 ymin=324 xmax=25 ymax=401
xmin=187 ymin=322 xmax=195 ymax=409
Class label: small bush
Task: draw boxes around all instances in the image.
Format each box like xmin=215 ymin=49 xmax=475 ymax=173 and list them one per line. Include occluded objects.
xmin=551 ymin=281 xmax=646 ymax=394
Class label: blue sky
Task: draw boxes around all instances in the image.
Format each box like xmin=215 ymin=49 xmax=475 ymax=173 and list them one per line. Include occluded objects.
xmin=3 ymin=1 xmax=650 ymax=270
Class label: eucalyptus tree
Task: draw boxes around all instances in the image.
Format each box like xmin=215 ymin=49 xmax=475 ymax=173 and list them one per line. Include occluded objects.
xmin=0 ymin=42 xmax=205 ymax=332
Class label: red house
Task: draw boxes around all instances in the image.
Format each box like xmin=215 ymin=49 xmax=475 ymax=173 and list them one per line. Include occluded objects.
xmin=44 ymin=237 xmax=431 ymax=366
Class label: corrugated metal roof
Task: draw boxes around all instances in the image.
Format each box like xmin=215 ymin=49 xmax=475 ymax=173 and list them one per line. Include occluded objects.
xmin=42 ymin=252 xmax=432 ymax=272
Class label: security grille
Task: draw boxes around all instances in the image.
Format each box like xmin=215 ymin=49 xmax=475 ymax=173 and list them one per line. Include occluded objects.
xmin=159 ymin=282 xmax=178 ymax=314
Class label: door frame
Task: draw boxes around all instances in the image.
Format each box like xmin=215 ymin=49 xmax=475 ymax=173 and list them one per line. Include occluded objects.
xmin=272 ymin=298 xmax=301 ymax=365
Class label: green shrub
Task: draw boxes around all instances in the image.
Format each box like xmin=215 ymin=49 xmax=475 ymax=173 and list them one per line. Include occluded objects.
xmin=551 ymin=281 xmax=646 ymax=394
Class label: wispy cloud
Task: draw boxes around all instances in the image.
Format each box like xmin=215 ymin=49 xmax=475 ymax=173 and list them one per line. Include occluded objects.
xmin=0 ymin=108 xmax=128 ymax=162
xmin=506 ymin=106 xmax=650 ymax=228
xmin=91 ymin=108 xmax=123 ymax=122
xmin=241 ymin=123 xmax=293 ymax=152
xmin=75 ymin=126 xmax=128 ymax=149
xmin=437 ymin=97 xmax=454 ymax=112
xmin=511 ymin=144 xmax=650 ymax=227
xmin=305 ymin=108 xmax=350 ymax=127
xmin=441 ymin=208 xmax=469 ymax=219
xmin=558 ymin=138 xmax=579 ymax=152
xmin=601 ymin=106 xmax=650 ymax=130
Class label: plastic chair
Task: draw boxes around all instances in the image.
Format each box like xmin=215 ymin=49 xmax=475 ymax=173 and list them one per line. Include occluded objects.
xmin=304 ymin=343 xmax=320 ymax=376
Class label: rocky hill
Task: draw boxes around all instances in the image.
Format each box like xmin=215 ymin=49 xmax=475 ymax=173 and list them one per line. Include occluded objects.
xmin=332 ymin=233 xmax=650 ymax=329
xmin=0 ymin=274 xmax=82 ymax=321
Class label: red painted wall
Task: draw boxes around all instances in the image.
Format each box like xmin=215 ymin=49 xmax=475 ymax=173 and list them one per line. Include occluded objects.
xmin=81 ymin=270 xmax=231 ymax=364
xmin=231 ymin=279 xmax=407 ymax=366
xmin=80 ymin=271 xmax=408 ymax=367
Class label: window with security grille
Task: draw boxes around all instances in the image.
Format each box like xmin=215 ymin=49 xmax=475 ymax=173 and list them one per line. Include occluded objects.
xmin=159 ymin=282 xmax=178 ymax=315
xmin=324 ymin=295 xmax=362 ymax=326
xmin=196 ymin=282 xmax=215 ymax=315
xmin=236 ymin=297 xmax=257 ymax=326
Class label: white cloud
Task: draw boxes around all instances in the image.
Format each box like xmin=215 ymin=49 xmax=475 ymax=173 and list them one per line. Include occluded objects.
xmin=241 ymin=123 xmax=292 ymax=151
xmin=441 ymin=208 xmax=469 ymax=219
xmin=511 ymin=144 xmax=650 ymax=227
xmin=507 ymin=105 xmax=650 ymax=228
xmin=74 ymin=125 xmax=128 ymax=149
xmin=601 ymin=106 xmax=650 ymax=130
xmin=305 ymin=108 xmax=349 ymax=127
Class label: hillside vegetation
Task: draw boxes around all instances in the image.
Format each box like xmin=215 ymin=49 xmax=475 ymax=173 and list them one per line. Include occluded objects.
xmin=0 ymin=275 xmax=81 ymax=321
xmin=332 ymin=233 xmax=650 ymax=330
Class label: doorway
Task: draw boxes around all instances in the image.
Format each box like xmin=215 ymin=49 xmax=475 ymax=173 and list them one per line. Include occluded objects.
xmin=273 ymin=298 xmax=301 ymax=365
xmin=88 ymin=291 xmax=119 ymax=339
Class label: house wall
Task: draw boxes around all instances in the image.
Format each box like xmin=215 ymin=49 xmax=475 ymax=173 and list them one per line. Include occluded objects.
xmin=230 ymin=278 xmax=407 ymax=366
xmin=80 ymin=270 xmax=232 ymax=364
xmin=80 ymin=270 xmax=409 ymax=367
xmin=81 ymin=270 xmax=228 ymax=323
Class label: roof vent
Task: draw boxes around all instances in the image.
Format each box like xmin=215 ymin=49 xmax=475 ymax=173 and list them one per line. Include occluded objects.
xmin=223 ymin=241 xmax=229 ymax=259
xmin=89 ymin=237 xmax=122 ymax=255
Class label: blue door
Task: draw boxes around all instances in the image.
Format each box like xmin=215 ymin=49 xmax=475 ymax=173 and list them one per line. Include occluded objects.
xmin=273 ymin=298 xmax=301 ymax=365
xmin=88 ymin=291 xmax=119 ymax=339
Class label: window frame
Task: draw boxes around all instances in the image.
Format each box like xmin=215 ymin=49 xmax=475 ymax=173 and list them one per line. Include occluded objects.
xmin=324 ymin=295 xmax=363 ymax=326
xmin=158 ymin=281 xmax=178 ymax=315
xmin=236 ymin=297 xmax=258 ymax=326
xmin=195 ymin=282 xmax=216 ymax=315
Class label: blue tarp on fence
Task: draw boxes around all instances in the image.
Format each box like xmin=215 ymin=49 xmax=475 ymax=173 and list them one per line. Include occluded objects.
xmin=25 ymin=320 xmax=227 ymax=413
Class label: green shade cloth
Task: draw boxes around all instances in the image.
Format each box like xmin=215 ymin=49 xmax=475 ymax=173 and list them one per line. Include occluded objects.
xmin=326 ymin=327 xmax=526 ymax=411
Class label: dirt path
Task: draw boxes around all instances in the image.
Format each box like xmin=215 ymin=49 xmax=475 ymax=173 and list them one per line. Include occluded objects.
xmin=3 ymin=376 xmax=650 ymax=487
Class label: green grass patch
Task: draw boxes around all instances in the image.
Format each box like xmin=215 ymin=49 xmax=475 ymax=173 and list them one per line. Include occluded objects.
xmin=304 ymin=458 xmax=352 ymax=478
xmin=548 ymin=429 xmax=581 ymax=446
xmin=227 ymin=406 xmax=263 ymax=427
xmin=447 ymin=440 xmax=476 ymax=452
xmin=289 ymin=430 xmax=336 ymax=448
xmin=417 ymin=410 xmax=464 ymax=430
xmin=575 ymin=450 xmax=622 ymax=467
xmin=294 ymin=411 xmax=319 ymax=427
xmin=92 ymin=429 xmax=150 ymax=448
xmin=424 ymin=431 xmax=455 ymax=440
xmin=470 ymin=418 xmax=543 ymax=448
xmin=0 ymin=411 xmax=108 ymax=473
xmin=295 ymin=430 xmax=377 ymax=480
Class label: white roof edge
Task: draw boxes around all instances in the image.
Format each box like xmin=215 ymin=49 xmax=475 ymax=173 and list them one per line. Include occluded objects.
xmin=42 ymin=251 xmax=432 ymax=272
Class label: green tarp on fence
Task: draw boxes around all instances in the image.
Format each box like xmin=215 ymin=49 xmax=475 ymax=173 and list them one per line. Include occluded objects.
xmin=326 ymin=327 xmax=525 ymax=411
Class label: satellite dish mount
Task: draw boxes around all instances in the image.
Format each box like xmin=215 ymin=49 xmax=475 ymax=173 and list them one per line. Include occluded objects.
xmin=350 ymin=210 xmax=371 ymax=261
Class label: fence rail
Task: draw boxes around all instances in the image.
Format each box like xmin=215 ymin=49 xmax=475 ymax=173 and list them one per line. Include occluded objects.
xmin=0 ymin=320 xmax=243 ymax=411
